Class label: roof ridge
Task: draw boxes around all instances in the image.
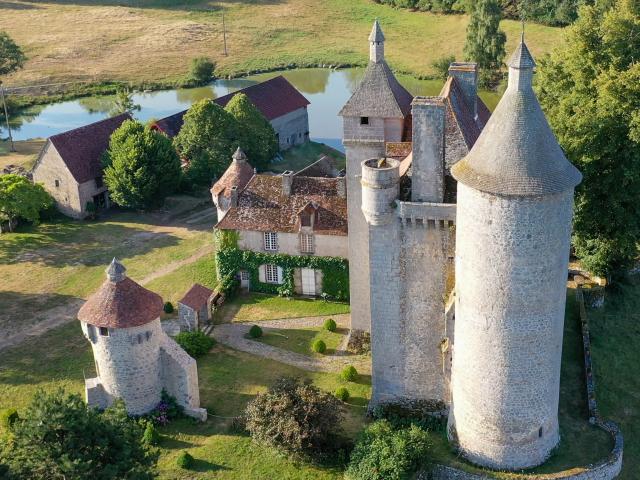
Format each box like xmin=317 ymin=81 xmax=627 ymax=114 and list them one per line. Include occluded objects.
xmin=50 ymin=113 xmax=131 ymax=140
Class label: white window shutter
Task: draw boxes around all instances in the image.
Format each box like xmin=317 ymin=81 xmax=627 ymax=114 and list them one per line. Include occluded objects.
xmin=258 ymin=265 xmax=266 ymax=283
xmin=277 ymin=266 xmax=284 ymax=284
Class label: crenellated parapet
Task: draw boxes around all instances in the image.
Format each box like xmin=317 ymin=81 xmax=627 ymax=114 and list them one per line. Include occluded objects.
xmin=396 ymin=201 xmax=455 ymax=229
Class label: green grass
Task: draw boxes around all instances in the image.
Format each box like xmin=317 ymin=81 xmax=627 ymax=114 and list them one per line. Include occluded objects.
xmin=222 ymin=293 xmax=350 ymax=322
xmin=255 ymin=326 xmax=346 ymax=357
xmin=269 ymin=142 xmax=346 ymax=175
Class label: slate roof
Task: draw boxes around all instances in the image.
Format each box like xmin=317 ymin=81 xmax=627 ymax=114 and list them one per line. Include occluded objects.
xmin=452 ymin=40 xmax=581 ymax=196
xmin=153 ymin=76 xmax=310 ymax=138
xmin=216 ymin=175 xmax=348 ymax=236
xmin=78 ymin=260 xmax=163 ymax=329
xmin=48 ymin=113 xmax=132 ymax=184
xmin=179 ymin=283 xmax=214 ymax=310
xmin=211 ymin=148 xmax=255 ymax=199
xmin=369 ymin=19 xmax=385 ymax=42
xmin=339 ymin=60 xmax=413 ymax=118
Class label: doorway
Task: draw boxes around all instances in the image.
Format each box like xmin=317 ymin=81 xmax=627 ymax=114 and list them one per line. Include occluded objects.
xmin=301 ymin=268 xmax=316 ymax=296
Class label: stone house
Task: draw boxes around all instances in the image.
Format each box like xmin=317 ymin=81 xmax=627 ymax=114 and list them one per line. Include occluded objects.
xmin=213 ymin=154 xmax=347 ymax=297
xmin=152 ymin=76 xmax=310 ymax=151
xmin=178 ymin=283 xmax=215 ymax=331
xmin=78 ymin=258 xmax=207 ymax=421
xmin=32 ymin=114 xmax=131 ymax=219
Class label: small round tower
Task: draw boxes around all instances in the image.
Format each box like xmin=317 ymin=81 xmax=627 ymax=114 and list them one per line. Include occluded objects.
xmin=361 ymin=157 xmax=400 ymax=226
xmin=449 ymin=37 xmax=582 ymax=470
xmin=78 ymin=258 xmax=165 ymax=415
xmin=211 ymin=147 xmax=255 ymax=220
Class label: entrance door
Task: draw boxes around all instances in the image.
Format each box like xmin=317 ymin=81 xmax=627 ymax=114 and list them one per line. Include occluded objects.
xmin=301 ymin=268 xmax=316 ymax=296
xmin=240 ymin=270 xmax=250 ymax=289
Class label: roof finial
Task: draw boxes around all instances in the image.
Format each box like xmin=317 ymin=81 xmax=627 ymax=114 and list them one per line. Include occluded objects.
xmin=106 ymin=258 xmax=127 ymax=283
xmin=232 ymin=146 xmax=247 ymax=162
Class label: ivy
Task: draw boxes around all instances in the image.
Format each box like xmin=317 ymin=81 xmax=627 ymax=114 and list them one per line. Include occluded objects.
xmin=215 ymin=233 xmax=349 ymax=301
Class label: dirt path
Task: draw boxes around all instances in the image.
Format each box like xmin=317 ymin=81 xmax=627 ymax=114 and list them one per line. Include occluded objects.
xmin=211 ymin=314 xmax=370 ymax=373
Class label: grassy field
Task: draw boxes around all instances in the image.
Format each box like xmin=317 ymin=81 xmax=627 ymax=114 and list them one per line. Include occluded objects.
xmin=0 ymin=0 xmax=563 ymax=88
xmin=256 ymin=325 xmax=347 ymax=357
xmin=270 ymin=141 xmax=346 ymax=174
xmin=221 ymin=293 xmax=350 ymax=323
xmin=0 ymin=139 xmax=45 ymax=171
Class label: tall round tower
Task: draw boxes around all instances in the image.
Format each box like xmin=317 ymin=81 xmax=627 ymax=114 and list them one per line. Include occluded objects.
xmin=449 ymin=37 xmax=582 ymax=470
xmin=78 ymin=258 xmax=165 ymax=415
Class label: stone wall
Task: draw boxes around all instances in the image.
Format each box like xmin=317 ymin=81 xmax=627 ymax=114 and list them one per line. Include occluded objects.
xmin=270 ymin=107 xmax=309 ymax=150
xmin=237 ymin=230 xmax=348 ymax=259
xmin=178 ymin=304 xmax=198 ymax=331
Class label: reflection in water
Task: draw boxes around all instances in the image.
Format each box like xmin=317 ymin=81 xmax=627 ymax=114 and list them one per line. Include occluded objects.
xmin=2 ymin=68 xmax=500 ymax=150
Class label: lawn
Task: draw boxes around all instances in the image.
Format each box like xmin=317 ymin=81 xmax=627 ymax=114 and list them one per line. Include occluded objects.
xmin=0 ymin=0 xmax=563 ymax=89
xmin=269 ymin=141 xmax=346 ymax=175
xmin=256 ymin=325 xmax=347 ymax=357
xmin=221 ymin=293 xmax=350 ymax=322
xmin=0 ymin=139 xmax=45 ymax=171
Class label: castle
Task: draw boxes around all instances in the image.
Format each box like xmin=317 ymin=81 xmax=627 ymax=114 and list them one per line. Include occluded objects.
xmin=344 ymin=22 xmax=582 ymax=470
xmin=78 ymin=259 xmax=207 ymax=421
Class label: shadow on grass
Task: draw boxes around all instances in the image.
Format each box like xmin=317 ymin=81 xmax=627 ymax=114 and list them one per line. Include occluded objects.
xmin=159 ymin=436 xmax=195 ymax=450
xmin=191 ymin=458 xmax=232 ymax=473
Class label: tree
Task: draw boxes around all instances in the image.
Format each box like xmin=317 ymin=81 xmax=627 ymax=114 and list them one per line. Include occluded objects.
xmin=0 ymin=31 xmax=26 ymax=78
xmin=0 ymin=389 xmax=156 ymax=479
xmin=103 ymin=120 xmax=181 ymax=209
xmin=110 ymin=88 xmax=141 ymax=117
xmin=0 ymin=175 xmax=52 ymax=232
xmin=536 ymin=0 xmax=640 ymax=277
xmin=187 ymin=57 xmax=215 ymax=86
xmin=173 ymin=99 xmax=239 ymax=186
xmin=225 ymin=93 xmax=278 ymax=170
xmin=463 ymin=0 xmax=506 ymax=85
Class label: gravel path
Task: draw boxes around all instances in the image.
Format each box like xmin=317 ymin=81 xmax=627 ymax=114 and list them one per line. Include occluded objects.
xmin=212 ymin=314 xmax=370 ymax=373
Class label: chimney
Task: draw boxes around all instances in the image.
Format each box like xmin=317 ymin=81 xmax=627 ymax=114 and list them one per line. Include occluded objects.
xmin=337 ymin=173 xmax=346 ymax=198
xmin=230 ymin=186 xmax=238 ymax=208
xmin=411 ymin=97 xmax=445 ymax=203
xmin=282 ymin=171 xmax=294 ymax=196
xmin=448 ymin=62 xmax=478 ymax=120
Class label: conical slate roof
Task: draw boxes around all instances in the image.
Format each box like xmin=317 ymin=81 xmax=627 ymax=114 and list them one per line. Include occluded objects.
xmin=451 ymin=39 xmax=581 ymax=196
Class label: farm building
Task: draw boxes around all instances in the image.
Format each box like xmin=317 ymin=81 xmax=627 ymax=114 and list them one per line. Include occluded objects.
xmin=178 ymin=283 xmax=215 ymax=331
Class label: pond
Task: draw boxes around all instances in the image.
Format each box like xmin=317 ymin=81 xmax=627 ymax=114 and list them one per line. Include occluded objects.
xmin=1 ymin=68 xmax=501 ymax=152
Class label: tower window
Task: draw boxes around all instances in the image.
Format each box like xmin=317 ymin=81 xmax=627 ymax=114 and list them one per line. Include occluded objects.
xmin=54 ymin=179 xmax=60 ymax=188
xmin=538 ymin=427 xmax=543 ymax=438
xmin=99 ymin=327 xmax=109 ymax=337
xmin=360 ymin=116 xmax=369 ymax=125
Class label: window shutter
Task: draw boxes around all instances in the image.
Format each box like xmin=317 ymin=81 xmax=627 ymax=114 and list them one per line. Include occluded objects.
xmin=277 ymin=266 xmax=284 ymax=285
xmin=258 ymin=265 xmax=266 ymax=283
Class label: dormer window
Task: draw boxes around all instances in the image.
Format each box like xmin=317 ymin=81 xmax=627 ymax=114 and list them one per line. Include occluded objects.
xmin=301 ymin=211 xmax=312 ymax=227
xmin=360 ymin=117 xmax=369 ymax=125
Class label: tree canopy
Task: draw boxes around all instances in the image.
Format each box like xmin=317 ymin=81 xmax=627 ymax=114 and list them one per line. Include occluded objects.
xmin=0 ymin=389 xmax=156 ymax=479
xmin=0 ymin=175 xmax=52 ymax=231
xmin=536 ymin=0 xmax=640 ymax=277
xmin=0 ymin=31 xmax=26 ymax=78
xmin=224 ymin=93 xmax=278 ymax=170
xmin=464 ymin=0 xmax=506 ymax=84
xmin=103 ymin=120 xmax=181 ymax=210
xmin=110 ymin=88 xmax=141 ymax=117
xmin=173 ymin=99 xmax=240 ymax=186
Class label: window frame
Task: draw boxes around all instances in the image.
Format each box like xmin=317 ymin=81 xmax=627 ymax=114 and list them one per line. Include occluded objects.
xmin=265 ymin=264 xmax=280 ymax=284
xmin=263 ymin=232 xmax=279 ymax=251
xmin=360 ymin=116 xmax=369 ymax=125
xmin=300 ymin=233 xmax=314 ymax=254
xmin=99 ymin=327 xmax=109 ymax=337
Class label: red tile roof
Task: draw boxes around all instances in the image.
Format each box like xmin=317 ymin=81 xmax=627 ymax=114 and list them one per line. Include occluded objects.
xmin=78 ymin=276 xmax=163 ymax=329
xmin=49 ymin=113 xmax=132 ymax=184
xmin=211 ymin=158 xmax=255 ymax=199
xmin=216 ymin=174 xmax=347 ymax=236
xmin=153 ymin=76 xmax=310 ymax=138
xmin=179 ymin=283 xmax=214 ymax=310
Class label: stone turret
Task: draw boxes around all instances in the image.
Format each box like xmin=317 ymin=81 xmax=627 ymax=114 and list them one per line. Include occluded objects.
xmin=211 ymin=147 xmax=255 ymax=220
xmin=369 ymin=19 xmax=385 ymax=63
xmin=449 ymin=37 xmax=581 ymax=470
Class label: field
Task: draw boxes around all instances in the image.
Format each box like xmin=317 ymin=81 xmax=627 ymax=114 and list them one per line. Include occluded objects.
xmin=0 ymin=0 xmax=564 ymax=88
xmin=0 ymin=139 xmax=45 ymax=171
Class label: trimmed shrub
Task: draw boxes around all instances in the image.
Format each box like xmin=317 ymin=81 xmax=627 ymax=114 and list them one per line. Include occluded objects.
xmin=188 ymin=57 xmax=215 ymax=86
xmin=176 ymin=451 xmax=194 ymax=469
xmin=245 ymin=377 xmax=343 ymax=458
xmin=174 ymin=330 xmax=215 ymax=358
xmin=312 ymin=339 xmax=326 ymax=354
xmin=163 ymin=301 xmax=174 ymax=314
xmin=142 ymin=421 xmax=159 ymax=446
xmin=0 ymin=408 xmax=18 ymax=430
xmin=323 ymin=318 xmax=337 ymax=332
xmin=334 ymin=387 xmax=350 ymax=401
xmin=345 ymin=420 xmax=431 ymax=480
xmin=249 ymin=325 xmax=263 ymax=338
xmin=340 ymin=365 xmax=358 ymax=382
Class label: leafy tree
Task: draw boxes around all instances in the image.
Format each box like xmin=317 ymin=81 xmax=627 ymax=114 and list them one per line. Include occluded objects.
xmin=225 ymin=93 xmax=278 ymax=170
xmin=174 ymin=99 xmax=239 ymax=185
xmin=110 ymin=88 xmax=141 ymax=117
xmin=536 ymin=0 xmax=640 ymax=277
xmin=188 ymin=57 xmax=215 ymax=86
xmin=0 ymin=175 xmax=52 ymax=232
xmin=0 ymin=389 xmax=156 ymax=480
xmin=464 ymin=0 xmax=506 ymax=85
xmin=0 ymin=31 xmax=26 ymax=78
xmin=174 ymin=330 xmax=215 ymax=358
xmin=103 ymin=120 xmax=181 ymax=210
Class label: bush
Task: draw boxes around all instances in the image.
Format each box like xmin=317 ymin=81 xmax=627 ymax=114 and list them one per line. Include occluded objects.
xmin=0 ymin=408 xmax=18 ymax=430
xmin=334 ymin=387 xmax=350 ymax=401
xmin=245 ymin=377 xmax=343 ymax=458
xmin=174 ymin=330 xmax=215 ymax=358
xmin=323 ymin=318 xmax=337 ymax=332
xmin=148 ymin=390 xmax=184 ymax=426
xmin=249 ymin=325 xmax=263 ymax=338
xmin=345 ymin=420 xmax=431 ymax=480
xmin=163 ymin=301 xmax=174 ymax=314
xmin=340 ymin=365 xmax=358 ymax=382
xmin=430 ymin=54 xmax=456 ymax=80
xmin=176 ymin=451 xmax=194 ymax=469
xmin=188 ymin=57 xmax=215 ymax=86
xmin=142 ymin=421 xmax=159 ymax=446
xmin=312 ymin=339 xmax=326 ymax=354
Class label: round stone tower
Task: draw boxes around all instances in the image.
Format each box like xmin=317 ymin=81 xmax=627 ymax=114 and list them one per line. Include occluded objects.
xmin=361 ymin=157 xmax=400 ymax=226
xmin=78 ymin=258 xmax=165 ymax=415
xmin=449 ymin=37 xmax=582 ymax=470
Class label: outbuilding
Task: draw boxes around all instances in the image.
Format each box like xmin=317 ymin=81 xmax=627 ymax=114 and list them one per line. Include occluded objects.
xmin=178 ymin=283 xmax=215 ymax=331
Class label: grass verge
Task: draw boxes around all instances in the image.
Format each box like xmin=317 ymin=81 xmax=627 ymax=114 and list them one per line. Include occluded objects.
xmin=256 ymin=326 xmax=346 ymax=357
xmin=222 ymin=293 xmax=350 ymax=322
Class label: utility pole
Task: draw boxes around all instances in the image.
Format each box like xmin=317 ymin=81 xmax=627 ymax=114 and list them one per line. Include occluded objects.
xmin=222 ymin=10 xmax=228 ymax=56
xmin=0 ymin=85 xmax=15 ymax=152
